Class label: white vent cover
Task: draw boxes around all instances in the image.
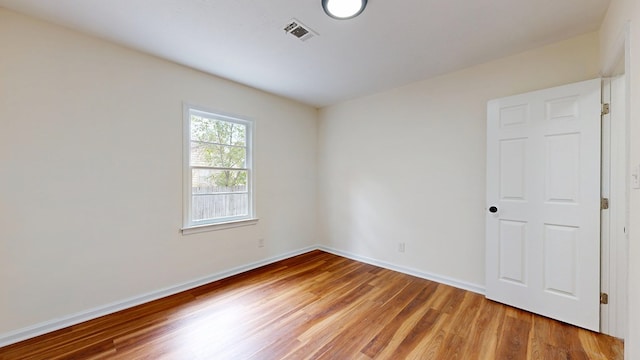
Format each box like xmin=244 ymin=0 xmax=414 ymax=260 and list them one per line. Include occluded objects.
xmin=283 ymin=19 xmax=317 ymax=41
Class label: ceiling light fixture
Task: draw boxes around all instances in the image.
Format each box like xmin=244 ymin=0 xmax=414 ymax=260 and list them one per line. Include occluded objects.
xmin=322 ymin=0 xmax=367 ymax=20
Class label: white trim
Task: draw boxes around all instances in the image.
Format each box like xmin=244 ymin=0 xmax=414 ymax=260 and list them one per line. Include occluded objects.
xmin=316 ymin=246 xmax=486 ymax=295
xmin=609 ymin=73 xmax=629 ymax=338
xmin=181 ymin=218 xmax=259 ymax=235
xmin=0 ymin=245 xmax=486 ymax=347
xmin=182 ymin=103 xmax=191 ymax=229
xmin=599 ymin=22 xmax=630 ymax=340
xmin=0 ymin=246 xmax=315 ymax=348
xmin=601 ymin=77 xmax=612 ymax=335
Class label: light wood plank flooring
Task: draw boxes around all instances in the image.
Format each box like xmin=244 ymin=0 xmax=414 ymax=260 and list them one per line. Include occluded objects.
xmin=0 ymin=250 xmax=623 ymax=359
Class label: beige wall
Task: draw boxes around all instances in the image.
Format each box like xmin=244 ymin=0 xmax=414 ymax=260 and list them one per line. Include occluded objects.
xmin=600 ymin=0 xmax=640 ymax=358
xmin=0 ymin=8 xmax=318 ymax=340
xmin=317 ymin=33 xmax=600 ymax=289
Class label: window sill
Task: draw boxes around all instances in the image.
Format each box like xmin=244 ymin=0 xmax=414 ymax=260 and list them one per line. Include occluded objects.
xmin=181 ymin=218 xmax=259 ymax=235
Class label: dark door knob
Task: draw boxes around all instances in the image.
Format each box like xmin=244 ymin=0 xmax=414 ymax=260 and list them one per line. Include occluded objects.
xmin=489 ymin=206 xmax=498 ymax=213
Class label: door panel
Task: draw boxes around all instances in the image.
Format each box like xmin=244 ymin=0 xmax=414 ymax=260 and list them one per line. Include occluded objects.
xmin=499 ymin=220 xmax=527 ymax=284
xmin=500 ymin=139 xmax=527 ymax=200
xmin=543 ymin=224 xmax=578 ymax=297
xmin=486 ymin=78 xmax=601 ymax=331
xmin=545 ymin=133 xmax=580 ymax=202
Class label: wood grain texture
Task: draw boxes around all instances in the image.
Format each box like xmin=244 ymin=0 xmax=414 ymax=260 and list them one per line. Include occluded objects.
xmin=0 ymin=250 xmax=623 ymax=359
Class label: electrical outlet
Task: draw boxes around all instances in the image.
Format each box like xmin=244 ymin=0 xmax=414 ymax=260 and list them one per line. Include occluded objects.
xmin=258 ymin=238 xmax=265 ymax=248
xmin=398 ymin=242 xmax=405 ymax=253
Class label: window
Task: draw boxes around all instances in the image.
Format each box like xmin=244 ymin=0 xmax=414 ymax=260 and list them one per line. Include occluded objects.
xmin=183 ymin=105 xmax=255 ymax=232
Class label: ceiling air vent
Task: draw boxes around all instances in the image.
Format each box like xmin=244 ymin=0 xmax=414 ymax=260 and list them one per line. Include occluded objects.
xmin=283 ymin=19 xmax=317 ymax=41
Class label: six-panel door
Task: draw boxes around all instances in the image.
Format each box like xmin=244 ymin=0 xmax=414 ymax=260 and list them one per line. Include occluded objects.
xmin=486 ymin=78 xmax=601 ymax=331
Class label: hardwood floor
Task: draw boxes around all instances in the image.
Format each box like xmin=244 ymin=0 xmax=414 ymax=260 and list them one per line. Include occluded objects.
xmin=0 ymin=250 xmax=623 ymax=359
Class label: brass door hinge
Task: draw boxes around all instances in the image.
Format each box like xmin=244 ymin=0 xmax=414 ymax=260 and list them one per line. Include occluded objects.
xmin=600 ymin=293 xmax=609 ymax=304
xmin=601 ymin=198 xmax=609 ymax=210
xmin=602 ymin=103 xmax=610 ymax=116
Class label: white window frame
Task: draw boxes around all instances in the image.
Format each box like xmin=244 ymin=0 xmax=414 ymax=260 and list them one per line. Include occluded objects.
xmin=182 ymin=104 xmax=257 ymax=235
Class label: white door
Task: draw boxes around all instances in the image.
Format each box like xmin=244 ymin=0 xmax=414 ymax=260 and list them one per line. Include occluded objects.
xmin=485 ymin=78 xmax=601 ymax=331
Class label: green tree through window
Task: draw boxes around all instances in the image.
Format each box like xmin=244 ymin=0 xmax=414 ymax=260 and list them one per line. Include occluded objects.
xmin=191 ymin=115 xmax=247 ymax=188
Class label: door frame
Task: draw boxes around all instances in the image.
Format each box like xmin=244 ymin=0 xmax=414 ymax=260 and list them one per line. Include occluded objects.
xmin=599 ymin=22 xmax=630 ymax=338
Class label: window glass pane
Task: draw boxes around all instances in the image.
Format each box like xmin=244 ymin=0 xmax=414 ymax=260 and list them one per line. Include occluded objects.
xmin=191 ymin=115 xmax=246 ymax=146
xmin=192 ymin=193 xmax=248 ymax=221
xmin=192 ymin=169 xmax=247 ymax=194
xmin=191 ymin=142 xmax=246 ymax=168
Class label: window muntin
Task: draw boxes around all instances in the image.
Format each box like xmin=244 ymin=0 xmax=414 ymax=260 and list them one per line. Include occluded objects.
xmin=184 ymin=107 xmax=253 ymax=228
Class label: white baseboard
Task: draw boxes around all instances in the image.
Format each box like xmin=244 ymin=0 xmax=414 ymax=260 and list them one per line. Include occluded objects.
xmin=317 ymin=245 xmax=486 ymax=295
xmin=0 ymin=244 xmax=485 ymax=348
xmin=0 ymin=246 xmax=316 ymax=348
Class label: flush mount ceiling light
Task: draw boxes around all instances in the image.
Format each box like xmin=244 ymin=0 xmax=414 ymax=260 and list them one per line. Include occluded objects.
xmin=322 ymin=0 xmax=368 ymax=19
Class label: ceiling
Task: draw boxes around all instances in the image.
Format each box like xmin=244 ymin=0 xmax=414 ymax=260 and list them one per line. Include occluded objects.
xmin=0 ymin=0 xmax=611 ymax=107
